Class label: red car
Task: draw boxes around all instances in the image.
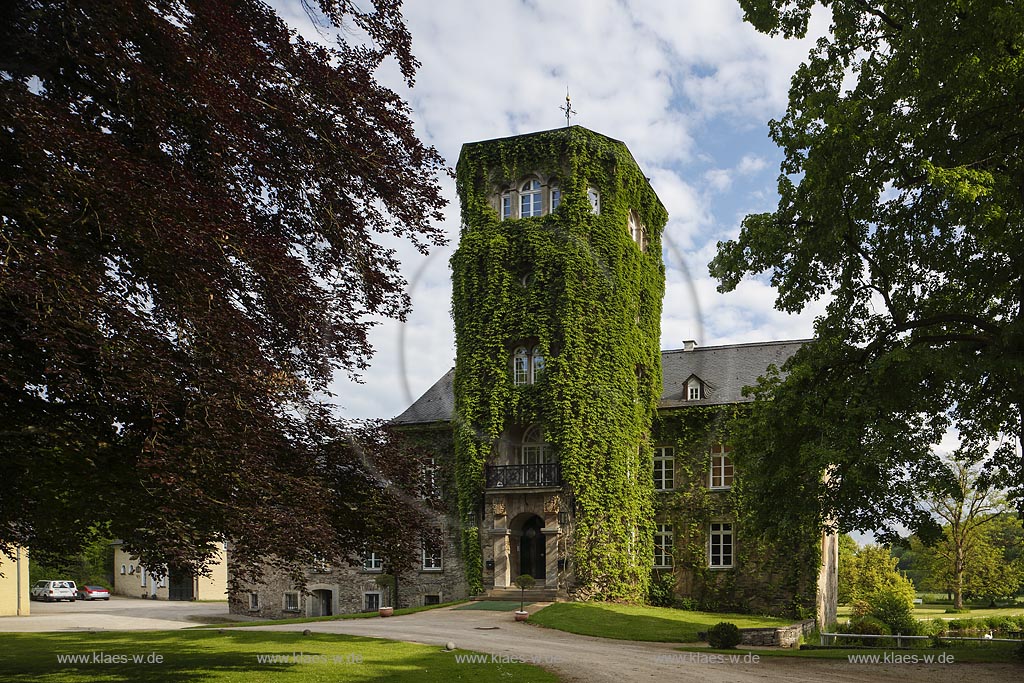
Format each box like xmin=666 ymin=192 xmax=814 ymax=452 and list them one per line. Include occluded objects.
xmin=76 ymin=585 xmax=111 ymax=601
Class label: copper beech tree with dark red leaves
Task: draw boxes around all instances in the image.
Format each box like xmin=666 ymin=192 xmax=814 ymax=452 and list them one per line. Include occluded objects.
xmin=0 ymin=0 xmax=447 ymax=585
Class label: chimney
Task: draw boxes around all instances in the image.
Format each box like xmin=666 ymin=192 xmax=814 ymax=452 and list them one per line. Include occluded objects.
xmin=683 ymin=340 xmax=697 ymax=351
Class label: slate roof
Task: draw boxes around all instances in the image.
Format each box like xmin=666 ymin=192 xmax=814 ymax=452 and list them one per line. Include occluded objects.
xmin=390 ymin=340 xmax=810 ymax=425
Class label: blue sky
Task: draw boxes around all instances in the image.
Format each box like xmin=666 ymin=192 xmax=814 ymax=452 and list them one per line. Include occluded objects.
xmin=276 ymin=0 xmax=832 ymax=420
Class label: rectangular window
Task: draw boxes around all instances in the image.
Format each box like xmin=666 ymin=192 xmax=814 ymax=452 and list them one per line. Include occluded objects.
xmin=653 ymin=446 xmax=674 ymax=490
xmin=521 ymin=192 xmax=541 ymax=217
xmin=513 ymin=355 xmax=529 ymax=385
xmin=550 ymin=187 xmax=561 ymax=210
xmin=654 ymin=523 xmax=674 ymax=568
xmin=424 ymin=594 xmax=441 ymax=606
xmin=422 ymin=538 xmax=442 ymax=571
xmin=501 ymin=194 xmax=512 ymax=220
xmin=688 ymin=384 xmax=701 ymax=400
xmin=421 ymin=456 xmax=438 ymax=498
xmin=709 ymin=444 xmax=734 ymax=489
xmin=363 ymin=592 xmax=380 ymax=612
xmin=284 ymin=592 xmax=299 ymax=611
xmin=249 ymin=592 xmax=260 ymax=610
xmin=709 ymin=522 xmax=734 ymax=568
xmin=362 ymin=551 xmax=382 ymax=572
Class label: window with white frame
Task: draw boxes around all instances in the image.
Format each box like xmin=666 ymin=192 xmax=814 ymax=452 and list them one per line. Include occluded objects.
xmin=520 ymin=179 xmax=542 ymax=217
xmin=501 ymin=192 xmax=512 ymax=220
xmin=709 ymin=522 xmax=734 ymax=568
xmin=687 ymin=380 xmax=702 ymax=400
xmin=653 ymin=446 xmax=675 ymax=491
xmin=587 ymin=186 xmax=600 ymax=214
xmin=517 ymin=425 xmax=554 ymax=464
xmin=120 ymin=564 xmax=126 ymax=575
xmin=550 ymin=185 xmax=561 ymax=210
xmin=512 ymin=345 xmax=544 ymax=385
xmin=422 ymin=538 xmax=442 ymax=571
xmin=654 ymin=524 xmax=674 ymax=568
xmin=709 ymin=444 xmax=734 ymax=489
xmin=362 ymin=551 xmax=383 ymax=572
xmin=284 ymin=591 xmax=299 ymax=611
xmin=248 ymin=592 xmax=260 ymax=610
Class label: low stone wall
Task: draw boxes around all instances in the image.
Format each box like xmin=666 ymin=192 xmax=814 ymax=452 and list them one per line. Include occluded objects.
xmin=739 ymin=619 xmax=815 ymax=648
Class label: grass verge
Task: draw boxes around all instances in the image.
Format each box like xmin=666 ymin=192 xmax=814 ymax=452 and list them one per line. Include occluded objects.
xmin=675 ymin=643 xmax=1021 ymax=664
xmin=190 ymin=600 xmax=466 ymax=628
xmin=0 ymin=629 xmax=560 ymax=682
xmin=528 ymin=602 xmax=791 ymax=642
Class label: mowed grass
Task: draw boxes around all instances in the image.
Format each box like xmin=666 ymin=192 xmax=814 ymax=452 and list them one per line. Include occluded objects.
xmin=529 ymin=602 xmax=792 ymax=642
xmin=0 ymin=630 xmax=560 ymax=683
xmin=836 ymin=602 xmax=1024 ymax=620
xmin=676 ymin=643 xmax=1022 ymax=664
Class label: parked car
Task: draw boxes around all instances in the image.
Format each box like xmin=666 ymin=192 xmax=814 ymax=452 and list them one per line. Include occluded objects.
xmin=30 ymin=580 xmax=77 ymax=602
xmin=76 ymin=585 xmax=111 ymax=601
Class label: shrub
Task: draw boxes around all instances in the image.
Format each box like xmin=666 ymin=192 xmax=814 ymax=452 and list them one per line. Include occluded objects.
xmin=674 ymin=597 xmax=697 ymax=611
xmin=849 ymin=616 xmax=891 ymax=636
xmin=647 ymin=573 xmax=674 ymax=608
xmin=707 ymin=622 xmax=742 ymax=649
xmin=850 ymin=599 xmax=871 ymax=619
xmin=866 ymin=584 xmax=918 ymax=635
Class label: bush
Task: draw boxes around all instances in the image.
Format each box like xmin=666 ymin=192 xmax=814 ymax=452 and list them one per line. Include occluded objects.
xmin=647 ymin=573 xmax=674 ymax=608
xmin=866 ymin=584 xmax=918 ymax=635
xmin=675 ymin=597 xmax=697 ymax=611
xmin=850 ymin=599 xmax=871 ymax=619
xmin=707 ymin=622 xmax=742 ymax=649
xmin=985 ymin=616 xmax=1014 ymax=633
xmin=849 ymin=616 xmax=891 ymax=636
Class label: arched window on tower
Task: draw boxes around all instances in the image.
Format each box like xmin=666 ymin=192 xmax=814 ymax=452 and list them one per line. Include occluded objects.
xmin=520 ymin=179 xmax=542 ymax=217
xmin=501 ymin=191 xmax=512 ymax=220
xmin=550 ymin=185 xmax=561 ymax=210
xmin=513 ymin=346 xmax=530 ymax=385
xmin=629 ymin=209 xmax=647 ymax=251
xmin=587 ymin=186 xmax=600 ymax=214
xmin=531 ymin=346 xmax=544 ymax=379
xmin=519 ymin=425 xmax=554 ymax=464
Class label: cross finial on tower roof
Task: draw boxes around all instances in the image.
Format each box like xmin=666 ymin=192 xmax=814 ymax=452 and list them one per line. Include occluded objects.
xmin=559 ymin=88 xmax=576 ymax=127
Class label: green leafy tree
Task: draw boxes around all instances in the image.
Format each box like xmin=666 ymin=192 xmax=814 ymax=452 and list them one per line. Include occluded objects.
xmin=713 ymin=0 xmax=1024 ymax=539
xmin=839 ymin=542 xmax=915 ymax=605
xmin=0 ymin=0 xmax=446 ymax=582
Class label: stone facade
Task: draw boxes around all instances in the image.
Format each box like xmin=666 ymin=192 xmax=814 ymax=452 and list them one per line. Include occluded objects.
xmin=232 ymin=527 xmax=466 ymax=619
xmin=739 ymin=620 xmax=816 ymax=648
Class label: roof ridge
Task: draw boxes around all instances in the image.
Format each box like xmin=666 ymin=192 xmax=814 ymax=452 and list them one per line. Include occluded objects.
xmin=662 ymin=338 xmax=812 ymax=354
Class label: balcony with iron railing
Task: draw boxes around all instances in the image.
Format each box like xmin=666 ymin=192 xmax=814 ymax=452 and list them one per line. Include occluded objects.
xmin=485 ymin=462 xmax=562 ymax=489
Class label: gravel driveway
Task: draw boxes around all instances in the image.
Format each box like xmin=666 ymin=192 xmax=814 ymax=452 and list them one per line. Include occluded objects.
xmin=236 ymin=604 xmax=1021 ymax=683
xmin=0 ymin=596 xmax=233 ymax=632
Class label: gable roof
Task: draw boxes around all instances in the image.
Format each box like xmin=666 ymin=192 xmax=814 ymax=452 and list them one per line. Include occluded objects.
xmin=390 ymin=339 xmax=809 ymax=425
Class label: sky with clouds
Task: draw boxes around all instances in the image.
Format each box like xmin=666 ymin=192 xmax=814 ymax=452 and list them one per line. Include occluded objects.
xmin=275 ymin=0 xmax=833 ymax=421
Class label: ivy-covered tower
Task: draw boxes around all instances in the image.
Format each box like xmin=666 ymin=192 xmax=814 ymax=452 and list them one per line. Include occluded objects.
xmin=451 ymin=126 xmax=667 ymax=600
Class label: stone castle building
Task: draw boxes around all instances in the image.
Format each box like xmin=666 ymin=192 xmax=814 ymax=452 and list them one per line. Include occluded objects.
xmin=233 ymin=126 xmax=837 ymax=624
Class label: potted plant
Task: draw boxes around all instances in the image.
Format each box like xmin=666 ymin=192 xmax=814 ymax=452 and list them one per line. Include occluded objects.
xmin=514 ymin=574 xmax=535 ymax=621
xmin=375 ymin=574 xmax=395 ymax=617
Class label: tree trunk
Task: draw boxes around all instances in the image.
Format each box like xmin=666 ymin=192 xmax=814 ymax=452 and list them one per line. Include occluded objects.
xmin=953 ymin=549 xmax=965 ymax=610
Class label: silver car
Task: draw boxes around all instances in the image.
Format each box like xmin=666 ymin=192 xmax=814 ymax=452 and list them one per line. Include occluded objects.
xmin=30 ymin=580 xmax=77 ymax=602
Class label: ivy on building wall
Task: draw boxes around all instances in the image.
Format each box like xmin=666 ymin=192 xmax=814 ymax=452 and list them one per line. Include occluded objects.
xmin=653 ymin=405 xmax=821 ymax=617
xmin=451 ymin=127 xmax=667 ymax=600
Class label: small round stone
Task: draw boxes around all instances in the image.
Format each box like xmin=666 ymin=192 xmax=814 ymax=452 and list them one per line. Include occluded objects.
xmin=445 ymin=641 xmax=456 ymax=651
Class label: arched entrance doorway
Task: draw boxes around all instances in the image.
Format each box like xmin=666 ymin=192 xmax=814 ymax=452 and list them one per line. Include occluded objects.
xmin=517 ymin=514 xmax=546 ymax=580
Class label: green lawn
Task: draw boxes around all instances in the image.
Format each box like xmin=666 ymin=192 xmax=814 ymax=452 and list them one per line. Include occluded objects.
xmin=676 ymin=643 xmax=1022 ymax=664
xmin=192 ymin=600 xmax=467 ymax=628
xmin=528 ymin=602 xmax=791 ymax=642
xmin=0 ymin=630 xmax=559 ymax=682
xmin=836 ymin=602 xmax=1024 ymax=620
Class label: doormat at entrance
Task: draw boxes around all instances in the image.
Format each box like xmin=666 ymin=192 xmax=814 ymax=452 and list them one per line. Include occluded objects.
xmin=454 ymin=601 xmax=531 ymax=611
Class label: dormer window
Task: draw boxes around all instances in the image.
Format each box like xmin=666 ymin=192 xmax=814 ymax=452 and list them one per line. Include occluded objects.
xmin=688 ymin=385 xmax=701 ymax=400
xmin=587 ymin=186 xmax=600 ymax=214
xmin=521 ymin=179 xmax=542 ymax=217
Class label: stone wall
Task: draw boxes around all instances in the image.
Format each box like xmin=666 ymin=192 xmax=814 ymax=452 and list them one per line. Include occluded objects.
xmin=739 ymin=619 xmax=815 ymax=648
xmin=231 ymin=528 xmax=467 ymax=619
